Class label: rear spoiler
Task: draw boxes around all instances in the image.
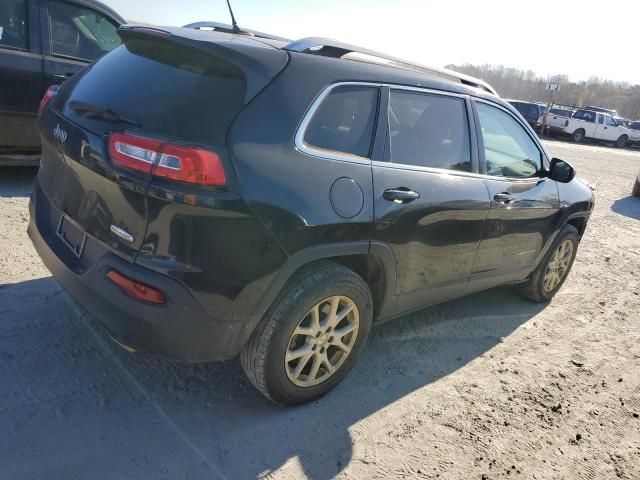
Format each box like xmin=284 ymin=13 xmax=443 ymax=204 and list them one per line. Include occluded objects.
xmin=117 ymin=25 xmax=289 ymax=103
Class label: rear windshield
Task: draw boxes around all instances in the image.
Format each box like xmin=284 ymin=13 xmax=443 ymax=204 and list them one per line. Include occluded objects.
xmin=64 ymin=38 xmax=246 ymax=145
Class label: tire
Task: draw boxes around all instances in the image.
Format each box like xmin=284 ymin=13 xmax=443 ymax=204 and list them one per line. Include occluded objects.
xmin=520 ymin=224 xmax=580 ymax=302
xmin=633 ymin=177 xmax=640 ymax=198
xmin=572 ymin=129 xmax=585 ymax=143
xmin=241 ymin=261 xmax=373 ymax=405
xmin=616 ymin=135 xmax=629 ymax=148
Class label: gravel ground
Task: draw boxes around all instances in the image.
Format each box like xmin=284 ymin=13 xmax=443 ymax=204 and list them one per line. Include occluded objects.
xmin=1 ymin=141 xmax=639 ymax=480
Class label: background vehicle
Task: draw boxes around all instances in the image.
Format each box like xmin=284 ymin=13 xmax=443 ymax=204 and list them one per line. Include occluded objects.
xmin=508 ymin=100 xmax=544 ymax=130
xmin=563 ymin=109 xmax=630 ymax=147
xmin=0 ymin=0 xmax=124 ymax=166
xmin=29 ymin=27 xmax=594 ymax=405
xmin=544 ymin=106 xmax=573 ymax=136
xmin=627 ymin=121 xmax=640 ymax=146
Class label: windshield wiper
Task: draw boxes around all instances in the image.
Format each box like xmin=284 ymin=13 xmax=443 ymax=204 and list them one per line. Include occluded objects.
xmin=68 ymin=101 xmax=141 ymax=127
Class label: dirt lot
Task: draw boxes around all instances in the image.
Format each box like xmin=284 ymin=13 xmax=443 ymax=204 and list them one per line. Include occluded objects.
xmin=1 ymin=140 xmax=639 ymax=480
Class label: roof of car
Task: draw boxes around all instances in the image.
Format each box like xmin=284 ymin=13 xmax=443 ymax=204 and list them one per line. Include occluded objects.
xmin=67 ymin=0 xmax=126 ymax=24
xmin=172 ymin=25 xmax=497 ymax=96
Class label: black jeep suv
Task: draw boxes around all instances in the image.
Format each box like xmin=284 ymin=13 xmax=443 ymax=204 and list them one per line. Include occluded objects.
xmin=29 ymin=25 xmax=595 ymax=405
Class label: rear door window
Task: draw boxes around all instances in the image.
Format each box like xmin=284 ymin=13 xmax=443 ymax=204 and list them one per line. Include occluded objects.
xmin=49 ymin=1 xmax=120 ymax=61
xmin=0 ymin=0 xmax=28 ymax=50
xmin=387 ymin=90 xmax=471 ymax=172
xmin=476 ymin=102 xmax=542 ymax=178
xmin=303 ymin=85 xmax=379 ymax=158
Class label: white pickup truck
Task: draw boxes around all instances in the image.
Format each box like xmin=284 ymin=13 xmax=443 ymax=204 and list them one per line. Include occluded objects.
xmin=563 ymin=109 xmax=631 ymax=147
xmin=628 ymin=121 xmax=640 ymax=146
xmin=543 ymin=107 xmax=574 ymax=136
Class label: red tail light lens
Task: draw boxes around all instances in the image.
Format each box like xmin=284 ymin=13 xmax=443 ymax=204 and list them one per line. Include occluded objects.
xmin=39 ymin=85 xmax=59 ymax=114
xmin=108 ymin=133 xmax=226 ymax=186
xmin=106 ymin=269 xmax=166 ymax=304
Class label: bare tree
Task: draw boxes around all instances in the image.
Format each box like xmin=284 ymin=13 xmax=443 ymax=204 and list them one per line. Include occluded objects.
xmin=447 ymin=64 xmax=640 ymax=119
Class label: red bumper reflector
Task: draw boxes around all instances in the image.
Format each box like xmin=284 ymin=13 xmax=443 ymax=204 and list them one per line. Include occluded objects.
xmin=106 ymin=269 xmax=166 ymax=304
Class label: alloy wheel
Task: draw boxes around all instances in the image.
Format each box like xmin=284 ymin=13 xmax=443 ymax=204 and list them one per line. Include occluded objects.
xmin=285 ymin=296 xmax=359 ymax=387
xmin=543 ymin=240 xmax=574 ymax=292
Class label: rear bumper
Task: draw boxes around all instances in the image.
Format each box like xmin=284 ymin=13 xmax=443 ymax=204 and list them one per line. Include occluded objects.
xmin=544 ymin=125 xmax=565 ymax=134
xmin=28 ymin=178 xmax=245 ymax=362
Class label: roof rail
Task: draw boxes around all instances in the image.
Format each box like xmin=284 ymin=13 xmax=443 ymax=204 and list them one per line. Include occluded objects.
xmin=183 ymin=21 xmax=291 ymax=42
xmin=284 ymin=37 xmax=498 ymax=96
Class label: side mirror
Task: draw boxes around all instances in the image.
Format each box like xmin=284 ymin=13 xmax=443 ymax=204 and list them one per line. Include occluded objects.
xmin=549 ymin=158 xmax=576 ymax=183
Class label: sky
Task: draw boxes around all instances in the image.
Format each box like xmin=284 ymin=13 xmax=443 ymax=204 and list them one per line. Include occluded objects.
xmin=104 ymin=0 xmax=640 ymax=85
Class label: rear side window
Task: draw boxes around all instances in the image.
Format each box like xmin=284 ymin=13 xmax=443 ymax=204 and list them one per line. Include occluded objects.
xmin=388 ymin=90 xmax=471 ymax=172
xmin=303 ymin=85 xmax=379 ymax=158
xmin=0 ymin=0 xmax=28 ymax=50
xmin=64 ymin=38 xmax=246 ymax=145
xmin=574 ymin=110 xmax=596 ymax=123
xmin=476 ymin=102 xmax=542 ymax=178
xmin=49 ymin=1 xmax=120 ymax=61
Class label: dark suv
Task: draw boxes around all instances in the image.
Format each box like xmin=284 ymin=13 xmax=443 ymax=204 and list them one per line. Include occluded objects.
xmin=507 ymin=100 xmax=545 ymax=131
xmin=0 ymin=0 xmax=123 ymax=166
xmin=29 ymin=26 xmax=595 ymax=405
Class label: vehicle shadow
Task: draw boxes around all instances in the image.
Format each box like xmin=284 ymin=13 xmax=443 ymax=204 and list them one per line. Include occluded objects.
xmin=0 ymin=277 xmax=546 ymax=479
xmin=85 ymin=286 xmax=545 ymax=478
xmin=0 ymin=167 xmax=38 ymax=198
xmin=612 ymin=195 xmax=640 ymax=220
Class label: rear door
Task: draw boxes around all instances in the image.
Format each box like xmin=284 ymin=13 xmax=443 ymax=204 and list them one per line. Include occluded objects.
xmin=470 ymin=100 xmax=559 ymax=290
xmin=37 ymin=33 xmax=254 ymax=260
xmin=42 ymin=0 xmax=121 ymax=86
xmin=0 ymin=0 xmax=43 ymax=152
xmin=372 ymin=87 xmax=490 ymax=313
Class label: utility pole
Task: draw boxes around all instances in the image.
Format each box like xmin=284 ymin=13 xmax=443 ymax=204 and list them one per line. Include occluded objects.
xmin=540 ymin=82 xmax=560 ymax=136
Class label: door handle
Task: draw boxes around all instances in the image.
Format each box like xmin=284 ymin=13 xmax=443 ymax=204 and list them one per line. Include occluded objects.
xmin=493 ymin=192 xmax=514 ymax=204
xmin=383 ymin=188 xmax=420 ymax=203
xmin=52 ymin=73 xmax=74 ymax=82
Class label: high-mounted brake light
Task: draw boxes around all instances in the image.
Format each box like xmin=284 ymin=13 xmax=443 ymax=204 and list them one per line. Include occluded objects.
xmin=108 ymin=133 xmax=226 ymax=186
xmin=39 ymin=85 xmax=59 ymax=114
xmin=106 ymin=269 xmax=167 ymax=304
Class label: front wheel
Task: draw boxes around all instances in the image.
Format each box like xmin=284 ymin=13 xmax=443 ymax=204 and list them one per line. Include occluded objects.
xmin=241 ymin=261 xmax=373 ymax=405
xmin=616 ymin=135 xmax=629 ymax=148
xmin=520 ymin=224 xmax=579 ymax=302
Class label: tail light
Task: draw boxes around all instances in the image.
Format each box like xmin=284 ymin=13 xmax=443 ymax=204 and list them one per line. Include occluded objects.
xmin=39 ymin=85 xmax=59 ymax=114
xmin=106 ymin=269 xmax=166 ymax=304
xmin=108 ymin=132 xmax=226 ymax=186
xmin=564 ymin=120 xmax=569 ymax=127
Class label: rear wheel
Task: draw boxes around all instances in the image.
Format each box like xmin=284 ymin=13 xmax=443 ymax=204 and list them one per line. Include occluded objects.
xmin=616 ymin=135 xmax=629 ymax=148
xmin=520 ymin=225 xmax=579 ymax=302
xmin=241 ymin=261 xmax=373 ymax=405
xmin=633 ymin=177 xmax=640 ymax=197
xmin=572 ymin=129 xmax=585 ymax=143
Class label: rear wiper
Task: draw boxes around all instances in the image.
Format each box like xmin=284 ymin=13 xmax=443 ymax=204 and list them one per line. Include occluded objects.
xmin=68 ymin=101 xmax=141 ymax=127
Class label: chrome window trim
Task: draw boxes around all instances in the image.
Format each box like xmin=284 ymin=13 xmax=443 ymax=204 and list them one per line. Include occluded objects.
xmin=371 ymin=160 xmax=545 ymax=183
xmin=295 ymin=81 xmax=471 ymax=165
xmin=294 ymin=81 xmax=382 ymax=164
xmin=295 ymin=82 xmax=550 ymax=184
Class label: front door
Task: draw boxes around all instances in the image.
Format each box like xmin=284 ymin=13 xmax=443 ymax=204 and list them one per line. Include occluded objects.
xmin=42 ymin=0 xmax=121 ymax=86
xmin=0 ymin=0 xmax=43 ymax=153
xmin=372 ymin=88 xmax=490 ymax=315
xmin=470 ymin=100 xmax=560 ymax=291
